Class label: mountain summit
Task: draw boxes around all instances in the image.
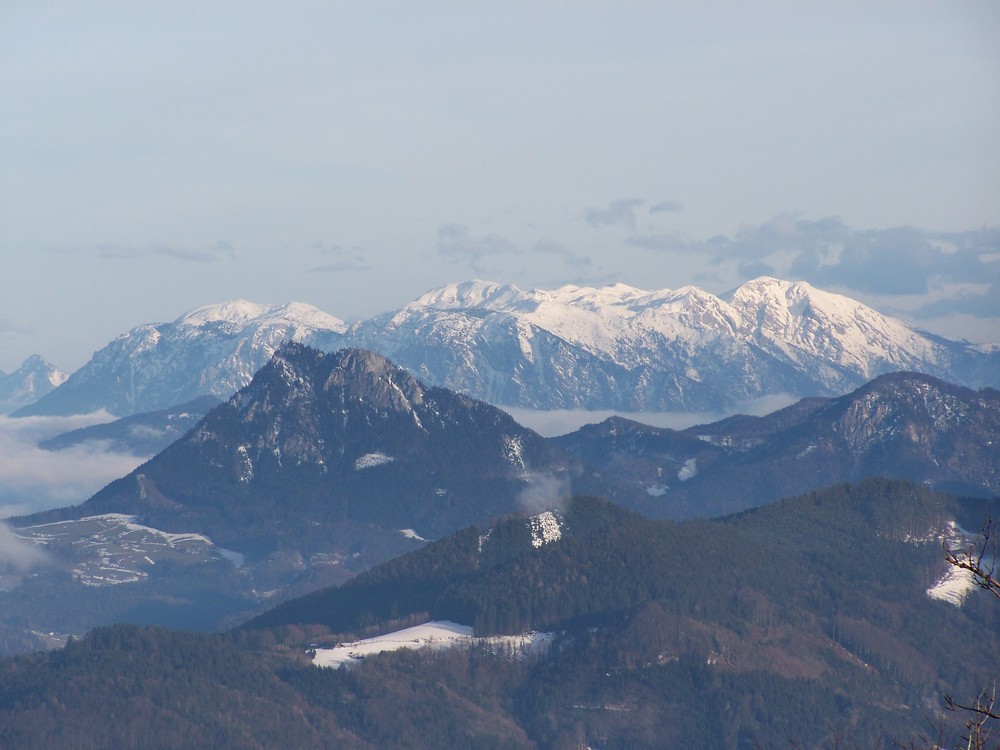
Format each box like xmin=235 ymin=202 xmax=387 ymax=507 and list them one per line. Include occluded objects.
xmin=15 ymin=301 xmax=346 ymax=417
xmin=15 ymin=278 xmax=999 ymax=416
xmin=344 ymin=276 xmax=998 ymax=411
xmin=0 ymin=355 xmax=68 ymax=414
xmin=40 ymin=342 xmax=566 ymax=552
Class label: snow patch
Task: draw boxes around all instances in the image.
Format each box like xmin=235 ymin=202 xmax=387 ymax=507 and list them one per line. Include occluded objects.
xmin=677 ymin=458 xmax=698 ymax=481
xmin=502 ymin=435 xmax=525 ymax=469
xmin=529 ymin=510 xmax=562 ymax=548
xmin=355 ymin=452 xmax=394 ymax=470
xmin=312 ymin=620 xmax=555 ymax=669
xmin=927 ymin=565 xmax=977 ymax=607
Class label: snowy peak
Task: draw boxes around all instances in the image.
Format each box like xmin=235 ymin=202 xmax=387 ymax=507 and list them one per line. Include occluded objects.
xmin=16 ymin=301 xmax=348 ymax=417
xmin=17 ymin=278 xmax=1000 ymax=418
xmin=727 ymin=276 xmax=938 ymax=375
xmin=412 ymin=280 xmax=530 ymax=311
xmin=176 ymin=300 xmax=347 ymax=333
xmin=0 ymin=355 xmax=69 ymax=414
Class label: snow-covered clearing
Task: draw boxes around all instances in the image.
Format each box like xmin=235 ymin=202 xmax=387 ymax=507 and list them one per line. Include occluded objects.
xmin=926 ymin=565 xmax=977 ymax=607
xmin=312 ymin=620 xmax=555 ymax=669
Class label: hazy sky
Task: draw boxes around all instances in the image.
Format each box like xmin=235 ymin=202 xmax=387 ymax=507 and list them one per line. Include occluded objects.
xmin=2 ymin=1 xmax=999 ymax=373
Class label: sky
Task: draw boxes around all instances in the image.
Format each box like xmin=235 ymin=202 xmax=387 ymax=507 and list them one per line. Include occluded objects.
xmin=2 ymin=1 xmax=999 ymax=374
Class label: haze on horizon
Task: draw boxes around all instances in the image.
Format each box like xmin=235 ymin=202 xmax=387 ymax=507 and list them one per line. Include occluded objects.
xmin=2 ymin=2 xmax=999 ymax=373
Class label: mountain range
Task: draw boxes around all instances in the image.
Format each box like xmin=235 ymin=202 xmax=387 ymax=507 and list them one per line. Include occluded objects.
xmin=1 ymin=328 xmax=998 ymax=747
xmin=14 ymin=277 xmax=1000 ymax=418
xmin=3 ymin=342 xmax=997 ymax=658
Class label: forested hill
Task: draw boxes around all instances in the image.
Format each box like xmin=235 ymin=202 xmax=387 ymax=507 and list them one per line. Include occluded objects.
xmin=0 ymin=479 xmax=997 ymax=748
xmin=2 ymin=479 xmax=997 ymax=748
xmin=246 ymin=478 xmax=994 ymax=640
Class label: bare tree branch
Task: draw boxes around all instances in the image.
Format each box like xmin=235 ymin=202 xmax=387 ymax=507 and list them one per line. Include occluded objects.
xmin=944 ymin=514 xmax=1000 ymax=599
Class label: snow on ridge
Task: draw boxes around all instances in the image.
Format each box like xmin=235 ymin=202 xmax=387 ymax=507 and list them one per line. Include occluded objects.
xmin=412 ymin=280 xmax=529 ymax=311
xmin=175 ymin=300 xmax=346 ymax=332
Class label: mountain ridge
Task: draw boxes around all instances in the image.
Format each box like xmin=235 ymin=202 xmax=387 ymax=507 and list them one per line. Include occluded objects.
xmin=14 ymin=277 xmax=999 ymax=418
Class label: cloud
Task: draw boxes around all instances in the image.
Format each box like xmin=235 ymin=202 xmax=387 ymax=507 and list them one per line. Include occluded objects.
xmin=436 ymin=224 xmax=518 ymax=271
xmin=737 ymin=259 xmax=776 ymax=279
xmin=0 ymin=522 xmax=48 ymax=573
xmin=585 ymin=199 xmax=645 ymax=231
xmin=98 ymin=241 xmax=237 ymax=262
xmin=650 ymin=200 xmax=684 ymax=213
xmin=309 ymin=242 xmax=369 ymax=273
xmin=506 ymin=393 xmax=799 ymax=438
xmin=0 ymin=319 xmax=30 ymax=336
xmin=97 ymin=244 xmax=144 ymax=259
xmin=624 ymin=233 xmax=691 ymax=253
xmin=0 ymin=414 xmax=147 ymax=518
xmin=624 ymin=215 xmax=1000 ymax=317
xmin=152 ymin=240 xmax=237 ymax=263
xmin=910 ymin=281 xmax=1000 ymax=321
xmin=517 ymin=472 xmax=570 ymax=514
xmin=532 ymin=239 xmax=592 ymax=269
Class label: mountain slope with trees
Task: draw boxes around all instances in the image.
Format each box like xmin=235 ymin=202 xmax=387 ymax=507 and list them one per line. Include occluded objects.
xmin=0 ymin=480 xmax=996 ymax=748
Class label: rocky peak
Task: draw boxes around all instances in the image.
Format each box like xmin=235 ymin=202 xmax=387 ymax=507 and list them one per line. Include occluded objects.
xmin=0 ymin=355 xmax=69 ymax=414
xmin=322 ymin=348 xmax=426 ymax=412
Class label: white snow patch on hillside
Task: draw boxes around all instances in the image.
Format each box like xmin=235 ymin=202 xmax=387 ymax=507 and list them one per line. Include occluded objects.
xmin=313 ymin=621 xmax=473 ymax=668
xmin=503 ymin=435 xmax=525 ymax=469
xmin=355 ymin=452 xmax=394 ymax=470
xmin=14 ymin=513 xmax=218 ymax=586
xmin=677 ymin=458 xmax=698 ymax=481
xmin=529 ymin=510 xmax=562 ymax=548
xmin=927 ymin=565 xmax=977 ymax=607
xmin=312 ymin=620 xmax=555 ymax=669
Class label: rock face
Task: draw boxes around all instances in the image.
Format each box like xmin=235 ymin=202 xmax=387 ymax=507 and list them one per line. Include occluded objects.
xmin=0 ymin=355 xmax=68 ymax=414
xmin=15 ymin=277 xmax=1000 ymax=417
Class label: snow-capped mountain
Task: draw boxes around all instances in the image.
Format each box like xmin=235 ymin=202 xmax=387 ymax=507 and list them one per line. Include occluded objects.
xmin=0 ymin=354 xmax=68 ymax=414
xmin=343 ymin=277 xmax=999 ymax=410
xmin=15 ymin=278 xmax=1000 ymax=417
xmin=14 ymin=302 xmax=346 ymax=417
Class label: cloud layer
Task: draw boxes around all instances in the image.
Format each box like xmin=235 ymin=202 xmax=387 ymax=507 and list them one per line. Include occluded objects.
xmin=0 ymin=522 xmax=48 ymax=574
xmin=0 ymin=414 xmax=147 ymax=519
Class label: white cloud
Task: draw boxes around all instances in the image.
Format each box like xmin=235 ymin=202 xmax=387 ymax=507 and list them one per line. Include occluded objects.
xmin=0 ymin=414 xmax=147 ymax=519
xmin=517 ymin=472 xmax=570 ymax=515
xmin=585 ymin=199 xmax=645 ymax=231
xmin=0 ymin=522 xmax=48 ymax=573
